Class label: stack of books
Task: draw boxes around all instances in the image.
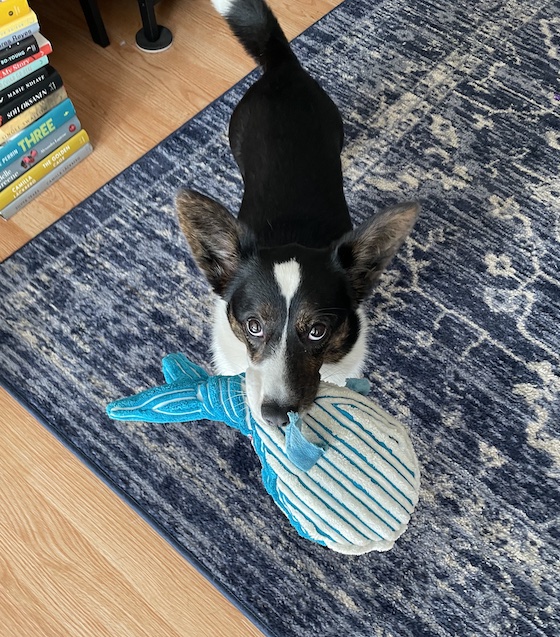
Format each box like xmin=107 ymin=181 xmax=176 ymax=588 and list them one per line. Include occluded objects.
xmin=0 ymin=0 xmax=92 ymax=220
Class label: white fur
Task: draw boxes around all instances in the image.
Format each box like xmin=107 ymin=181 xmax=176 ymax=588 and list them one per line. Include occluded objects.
xmin=210 ymin=0 xmax=234 ymax=16
xmin=245 ymin=366 xmax=267 ymax=426
xmin=273 ymin=259 xmax=301 ymax=306
xmin=247 ymin=321 xmax=290 ymax=421
xmin=210 ymin=256 xmax=302 ymax=378
xmin=245 ymin=347 xmax=290 ymax=426
xmin=244 ymin=260 xmax=302 ymax=422
xmin=212 ymin=297 xmax=292 ymax=426
xmin=320 ymin=308 xmax=368 ymax=384
xmin=211 ymin=264 xmax=368 ymax=425
xmin=212 ymin=298 xmax=248 ymax=375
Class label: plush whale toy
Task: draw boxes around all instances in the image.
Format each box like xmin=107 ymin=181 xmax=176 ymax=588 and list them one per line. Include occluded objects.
xmin=106 ymin=353 xmax=420 ymax=555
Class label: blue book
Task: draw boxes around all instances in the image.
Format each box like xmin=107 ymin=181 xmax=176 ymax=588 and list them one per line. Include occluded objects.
xmin=0 ymin=115 xmax=81 ymax=190
xmin=0 ymin=20 xmax=40 ymax=53
xmin=0 ymin=52 xmax=46 ymax=91
xmin=0 ymin=97 xmax=76 ymax=168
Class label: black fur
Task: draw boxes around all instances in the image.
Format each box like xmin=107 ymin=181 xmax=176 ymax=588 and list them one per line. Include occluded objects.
xmin=175 ymin=0 xmax=420 ymax=426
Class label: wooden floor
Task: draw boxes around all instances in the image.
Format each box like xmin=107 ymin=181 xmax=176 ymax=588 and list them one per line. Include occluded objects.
xmin=0 ymin=0 xmax=337 ymax=634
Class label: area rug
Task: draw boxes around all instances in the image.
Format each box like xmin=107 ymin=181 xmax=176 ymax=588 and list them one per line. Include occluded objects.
xmin=1 ymin=0 xmax=559 ymax=635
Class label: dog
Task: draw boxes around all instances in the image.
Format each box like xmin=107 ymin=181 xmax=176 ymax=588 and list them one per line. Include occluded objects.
xmin=175 ymin=0 xmax=419 ymax=428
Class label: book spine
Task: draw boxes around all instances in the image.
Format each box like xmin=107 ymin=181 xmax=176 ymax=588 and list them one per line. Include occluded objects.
xmin=0 ymin=30 xmax=31 ymax=55
xmin=0 ymin=68 xmax=62 ymax=124
xmin=0 ymin=115 xmax=80 ymax=189
xmin=0 ymin=62 xmax=51 ymax=104
xmin=0 ymin=84 xmax=66 ymax=144
xmin=0 ymin=34 xmax=36 ymax=69
xmin=0 ymin=34 xmax=50 ymax=78
xmin=0 ymin=9 xmax=35 ymax=40
xmin=0 ymin=0 xmax=30 ymax=27
xmin=0 ymin=53 xmax=46 ymax=91
xmin=0 ymin=20 xmax=39 ymax=52
xmin=0 ymin=97 xmax=76 ymax=167
xmin=0 ymin=9 xmax=36 ymax=40
xmin=0 ymin=141 xmax=92 ymax=219
xmin=0 ymin=128 xmax=90 ymax=210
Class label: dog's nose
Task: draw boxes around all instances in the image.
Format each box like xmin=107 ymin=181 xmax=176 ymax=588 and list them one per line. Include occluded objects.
xmin=261 ymin=401 xmax=294 ymax=427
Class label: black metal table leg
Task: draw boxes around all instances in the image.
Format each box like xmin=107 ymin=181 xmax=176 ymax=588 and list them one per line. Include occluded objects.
xmin=78 ymin=0 xmax=110 ymax=47
xmin=135 ymin=0 xmax=173 ymax=52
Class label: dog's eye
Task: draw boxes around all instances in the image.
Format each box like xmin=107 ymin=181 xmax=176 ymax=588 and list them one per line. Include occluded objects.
xmin=246 ymin=318 xmax=264 ymax=337
xmin=308 ymin=323 xmax=328 ymax=341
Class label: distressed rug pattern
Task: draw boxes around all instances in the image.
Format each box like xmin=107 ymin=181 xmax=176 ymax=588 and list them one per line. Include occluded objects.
xmin=1 ymin=1 xmax=559 ymax=635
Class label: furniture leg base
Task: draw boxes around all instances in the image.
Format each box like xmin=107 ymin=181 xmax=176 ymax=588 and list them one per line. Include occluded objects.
xmin=135 ymin=25 xmax=173 ymax=52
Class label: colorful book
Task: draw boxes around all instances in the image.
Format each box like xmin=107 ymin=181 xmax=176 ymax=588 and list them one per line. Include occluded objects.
xmin=0 ymin=66 xmax=62 ymax=125
xmin=0 ymin=60 xmax=51 ymax=105
xmin=0 ymin=52 xmax=45 ymax=91
xmin=0 ymin=27 xmax=25 ymax=54
xmin=0 ymin=33 xmax=36 ymax=71
xmin=0 ymin=7 xmax=35 ymax=39
xmin=0 ymin=84 xmax=66 ymax=144
xmin=0 ymin=115 xmax=80 ymax=189
xmin=0 ymin=32 xmax=50 ymax=79
xmin=0 ymin=140 xmax=92 ymax=219
xmin=0 ymin=17 xmax=38 ymax=50
xmin=0 ymin=128 xmax=90 ymax=211
xmin=0 ymin=0 xmax=30 ymax=27
xmin=0 ymin=97 xmax=76 ymax=167
xmin=0 ymin=33 xmax=39 ymax=71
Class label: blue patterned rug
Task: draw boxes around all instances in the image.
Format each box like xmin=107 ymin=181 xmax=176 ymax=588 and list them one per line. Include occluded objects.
xmin=1 ymin=0 xmax=559 ymax=635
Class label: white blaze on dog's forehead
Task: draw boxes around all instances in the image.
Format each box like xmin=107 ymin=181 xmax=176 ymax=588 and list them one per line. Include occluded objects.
xmin=250 ymin=259 xmax=301 ymax=410
xmin=273 ymin=259 xmax=301 ymax=307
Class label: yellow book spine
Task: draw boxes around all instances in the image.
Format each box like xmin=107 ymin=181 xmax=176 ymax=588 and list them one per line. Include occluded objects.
xmin=0 ymin=1 xmax=30 ymax=27
xmin=0 ymin=85 xmax=67 ymax=144
xmin=0 ymin=8 xmax=35 ymax=38
xmin=0 ymin=129 xmax=90 ymax=209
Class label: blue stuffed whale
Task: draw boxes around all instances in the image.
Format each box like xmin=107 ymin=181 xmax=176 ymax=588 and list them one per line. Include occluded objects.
xmin=107 ymin=353 xmax=420 ymax=554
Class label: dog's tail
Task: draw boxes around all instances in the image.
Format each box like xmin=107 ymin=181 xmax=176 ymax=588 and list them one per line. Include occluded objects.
xmin=210 ymin=0 xmax=295 ymax=69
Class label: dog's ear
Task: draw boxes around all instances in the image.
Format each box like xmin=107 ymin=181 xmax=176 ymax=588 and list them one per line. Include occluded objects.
xmin=175 ymin=189 xmax=254 ymax=296
xmin=333 ymin=201 xmax=420 ymax=302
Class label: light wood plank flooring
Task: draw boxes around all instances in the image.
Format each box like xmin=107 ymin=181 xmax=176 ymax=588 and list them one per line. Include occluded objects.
xmin=0 ymin=0 xmax=337 ymax=634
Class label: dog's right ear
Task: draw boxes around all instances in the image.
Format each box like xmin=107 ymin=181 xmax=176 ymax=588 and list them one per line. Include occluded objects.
xmin=333 ymin=201 xmax=420 ymax=303
xmin=175 ymin=189 xmax=254 ymax=296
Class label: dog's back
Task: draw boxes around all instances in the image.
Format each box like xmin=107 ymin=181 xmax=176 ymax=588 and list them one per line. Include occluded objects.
xmin=176 ymin=0 xmax=420 ymax=428
xmin=213 ymin=0 xmax=352 ymax=247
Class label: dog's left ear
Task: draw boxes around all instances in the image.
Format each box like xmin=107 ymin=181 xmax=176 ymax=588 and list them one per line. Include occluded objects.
xmin=175 ymin=188 xmax=255 ymax=296
xmin=333 ymin=201 xmax=420 ymax=302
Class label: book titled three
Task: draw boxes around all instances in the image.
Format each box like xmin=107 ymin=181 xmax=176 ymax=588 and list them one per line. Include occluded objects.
xmin=0 ymin=2 xmax=93 ymax=219
xmin=0 ymin=114 xmax=81 ymax=189
xmin=0 ymin=97 xmax=77 ymax=167
xmin=0 ymin=129 xmax=92 ymax=219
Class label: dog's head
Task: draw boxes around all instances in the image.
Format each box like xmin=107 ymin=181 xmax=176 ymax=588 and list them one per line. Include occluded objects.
xmin=176 ymin=189 xmax=419 ymax=427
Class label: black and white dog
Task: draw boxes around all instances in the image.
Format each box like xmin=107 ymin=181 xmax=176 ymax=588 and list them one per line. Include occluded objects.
xmin=176 ymin=0 xmax=419 ymax=427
